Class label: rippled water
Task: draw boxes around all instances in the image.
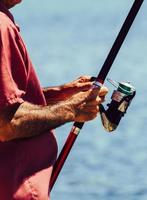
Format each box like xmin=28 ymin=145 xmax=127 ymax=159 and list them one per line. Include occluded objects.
xmin=12 ymin=0 xmax=147 ymax=199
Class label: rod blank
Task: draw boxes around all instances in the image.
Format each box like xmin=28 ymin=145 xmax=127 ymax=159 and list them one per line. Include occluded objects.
xmin=50 ymin=0 xmax=144 ymax=191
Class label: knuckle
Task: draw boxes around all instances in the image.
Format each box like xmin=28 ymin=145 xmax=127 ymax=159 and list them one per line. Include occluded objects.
xmin=96 ymin=98 xmax=100 ymax=103
xmin=96 ymin=106 xmax=99 ymax=112
xmin=95 ymin=98 xmax=100 ymax=105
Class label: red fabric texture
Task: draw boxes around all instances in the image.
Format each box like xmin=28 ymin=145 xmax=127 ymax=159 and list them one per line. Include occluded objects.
xmin=0 ymin=2 xmax=57 ymax=200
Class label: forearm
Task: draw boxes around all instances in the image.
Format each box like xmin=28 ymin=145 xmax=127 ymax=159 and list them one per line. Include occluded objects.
xmin=0 ymin=101 xmax=74 ymax=141
xmin=0 ymin=85 xmax=108 ymax=141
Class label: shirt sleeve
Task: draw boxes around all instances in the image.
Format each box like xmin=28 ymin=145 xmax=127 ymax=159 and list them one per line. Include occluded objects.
xmin=0 ymin=23 xmax=28 ymax=107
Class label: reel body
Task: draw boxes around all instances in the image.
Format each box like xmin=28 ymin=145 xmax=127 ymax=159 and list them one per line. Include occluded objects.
xmin=100 ymin=79 xmax=136 ymax=132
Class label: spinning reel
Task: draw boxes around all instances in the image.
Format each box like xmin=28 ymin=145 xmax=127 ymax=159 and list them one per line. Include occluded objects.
xmin=99 ymin=78 xmax=136 ymax=132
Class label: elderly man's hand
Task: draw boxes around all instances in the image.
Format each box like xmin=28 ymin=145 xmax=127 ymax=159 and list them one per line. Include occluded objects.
xmin=43 ymin=76 xmax=94 ymax=104
xmin=58 ymin=75 xmax=93 ymax=99
xmin=67 ymin=86 xmax=108 ymax=122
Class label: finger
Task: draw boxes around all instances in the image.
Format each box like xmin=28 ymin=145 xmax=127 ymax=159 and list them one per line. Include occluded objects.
xmin=75 ymin=112 xmax=98 ymax=122
xmin=76 ymin=82 xmax=93 ymax=91
xmin=86 ymin=88 xmax=100 ymax=100
xmin=78 ymin=75 xmax=92 ymax=83
xmin=84 ymin=98 xmax=102 ymax=106
xmin=99 ymin=86 xmax=109 ymax=96
xmin=80 ymin=106 xmax=99 ymax=113
xmin=98 ymin=96 xmax=106 ymax=103
xmin=83 ymin=113 xmax=98 ymax=121
xmin=78 ymin=100 xmax=100 ymax=112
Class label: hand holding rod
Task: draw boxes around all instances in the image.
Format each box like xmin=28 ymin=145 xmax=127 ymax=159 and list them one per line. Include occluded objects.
xmin=50 ymin=0 xmax=144 ymax=191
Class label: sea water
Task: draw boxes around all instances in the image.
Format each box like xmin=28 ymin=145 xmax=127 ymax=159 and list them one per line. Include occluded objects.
xmin=12 ymin=0 xmax=147 ymax=199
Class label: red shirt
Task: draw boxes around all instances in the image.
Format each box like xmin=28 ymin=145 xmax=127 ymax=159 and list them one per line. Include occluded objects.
xmin=0 ymin=3 xmax=57 ymax=200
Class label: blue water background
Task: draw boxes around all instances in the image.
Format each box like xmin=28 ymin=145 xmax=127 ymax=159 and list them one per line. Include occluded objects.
xmin=12 ymin=1 xmax=147 ymax=199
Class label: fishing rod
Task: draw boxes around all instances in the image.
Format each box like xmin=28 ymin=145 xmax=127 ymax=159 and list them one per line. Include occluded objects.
xmin=50 ymin=0 xmax=144 ymax=191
